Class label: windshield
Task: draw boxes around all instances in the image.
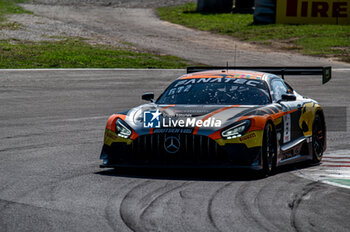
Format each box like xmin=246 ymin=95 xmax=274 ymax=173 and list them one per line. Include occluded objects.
xmin=157 ymin=77 xmax=271 ymax=105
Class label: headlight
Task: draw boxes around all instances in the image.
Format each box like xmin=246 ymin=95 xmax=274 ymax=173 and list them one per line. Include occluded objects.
xmin=116 ymin=119 xmax=132 ymax=138
xmin=221 ymin=120 xmax=250 ymax=139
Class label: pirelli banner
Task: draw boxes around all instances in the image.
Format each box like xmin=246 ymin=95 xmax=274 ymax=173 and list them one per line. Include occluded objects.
xmin=276 ymin=0 xmax=350 ymax=24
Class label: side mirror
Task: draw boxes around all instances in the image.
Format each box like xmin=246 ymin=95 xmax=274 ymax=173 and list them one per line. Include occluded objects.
xmin=280 ymin=93 xmax=296 ymax=102
xmin=142 ymin=92 xmax=154 ymax=102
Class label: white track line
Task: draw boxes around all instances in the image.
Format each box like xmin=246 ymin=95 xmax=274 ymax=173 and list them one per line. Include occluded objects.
xmin=333 ymin=68 xmax=350 ymax=71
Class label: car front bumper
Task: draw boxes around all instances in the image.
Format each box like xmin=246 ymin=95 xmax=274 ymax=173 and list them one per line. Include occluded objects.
xmin=100 ymin=133 xmax=263 ymax=170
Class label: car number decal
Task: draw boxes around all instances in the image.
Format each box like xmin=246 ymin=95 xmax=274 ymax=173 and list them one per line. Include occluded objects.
xmin=283 ymin=114 xmax=291 ymax=143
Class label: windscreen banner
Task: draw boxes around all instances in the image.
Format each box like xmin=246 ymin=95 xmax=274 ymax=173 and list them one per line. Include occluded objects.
xmin=276 ymin=0 xmax=350 ymax=24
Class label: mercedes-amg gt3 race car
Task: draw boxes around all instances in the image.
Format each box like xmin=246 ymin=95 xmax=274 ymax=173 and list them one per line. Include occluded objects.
xmin=100 ymin=66 xmax=331 ymax=175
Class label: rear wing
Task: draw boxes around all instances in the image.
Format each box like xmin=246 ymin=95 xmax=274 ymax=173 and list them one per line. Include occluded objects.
xmin=186 ymin=66 xmax=332 ymax=84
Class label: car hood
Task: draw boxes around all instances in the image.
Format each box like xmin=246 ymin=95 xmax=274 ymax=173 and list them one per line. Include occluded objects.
xmin=123 ymin=103 xmax=261 ymax=136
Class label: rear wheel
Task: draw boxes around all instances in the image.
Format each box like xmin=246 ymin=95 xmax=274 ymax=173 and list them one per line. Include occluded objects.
xmin=261 ymin=123 xmax=277 ymax=176
xmin=312 ymin=113 xmax=325 ymax=163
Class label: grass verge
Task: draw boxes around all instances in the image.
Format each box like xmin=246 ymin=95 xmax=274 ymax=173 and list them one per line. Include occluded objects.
xmin=0 ymin=38 xmax=189 ymax=68
xmin=0 ymin=1 xmax=189 ymax=68
xmin=0 ymin=0 xmax=31 ymax=22
xmin=157 ymin=3 xmax=350 ymax=63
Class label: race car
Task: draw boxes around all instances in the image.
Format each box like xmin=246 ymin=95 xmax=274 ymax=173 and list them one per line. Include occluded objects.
xmin=100 ymin=66 xmax=331 ymax=175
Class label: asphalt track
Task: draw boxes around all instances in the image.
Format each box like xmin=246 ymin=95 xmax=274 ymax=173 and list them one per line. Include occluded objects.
xmin=1 ymin=69 xmax=350 ymax=232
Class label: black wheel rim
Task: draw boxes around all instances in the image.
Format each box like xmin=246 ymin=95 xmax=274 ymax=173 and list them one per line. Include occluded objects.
xmin=313 ymin=116 xmax=324 ymax=159
xmin=265 ymin=124 xmax=275 ymax=171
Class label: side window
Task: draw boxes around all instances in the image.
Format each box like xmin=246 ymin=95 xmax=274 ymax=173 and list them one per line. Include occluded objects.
xmin=271 ymin=79 xmax=289 ymax=101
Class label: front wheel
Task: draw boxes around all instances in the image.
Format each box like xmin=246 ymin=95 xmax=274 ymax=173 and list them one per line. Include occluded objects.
xmin=261 ymin=123 xmax=277 ymax=177
xmin=312 ymin=113 xmax=325 ymax=163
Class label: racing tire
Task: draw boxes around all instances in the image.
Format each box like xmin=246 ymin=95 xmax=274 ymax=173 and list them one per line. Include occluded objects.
xmin=261 ymin=122 xmax=277 ymax=177
xmin=311 ymin=113 xmax=325 ymax=163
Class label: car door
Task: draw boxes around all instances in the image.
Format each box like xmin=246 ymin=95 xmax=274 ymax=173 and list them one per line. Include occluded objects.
xmin=269 ymin=77 xmax=304 ymax=145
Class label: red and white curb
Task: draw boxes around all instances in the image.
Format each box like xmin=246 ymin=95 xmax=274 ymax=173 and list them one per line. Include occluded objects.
xmin=321 ymin=153 xmax=350 ymax=168
xmin=294 ymin=149 xmax=350 ymax=190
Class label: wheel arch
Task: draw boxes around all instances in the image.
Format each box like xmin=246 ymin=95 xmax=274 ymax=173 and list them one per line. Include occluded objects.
xmin=266 ymin=119 xmax=278 ymax=157
xmin=314 ymin=109 xmax=327 ymax=151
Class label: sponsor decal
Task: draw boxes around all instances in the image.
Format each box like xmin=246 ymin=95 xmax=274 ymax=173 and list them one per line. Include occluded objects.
xmin=282 ymin=152 xmax=294 ymax=160
xmin=143 ymin=110 xmax=222 ymax=128
xmin=106 ymin=131 xmax=118 ymax=140
xmin=167 ymin=77 xmax=265 ymax=97
xmin=307 ymin=137 xmax=313 ymax=143
xmin=239 ymin=133 xmax=256 ymax=141
xmin=276 ymin=0 xmax=350 ymax=25
xmin=153 ymin=128 xmax=193 ymax=134
xmin=175 ymin=77 xmax=264 ymax=88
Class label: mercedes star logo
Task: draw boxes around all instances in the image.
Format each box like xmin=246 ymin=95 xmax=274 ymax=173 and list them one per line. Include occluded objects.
xmin=164 ymin=136 xmax=181 ymax=154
